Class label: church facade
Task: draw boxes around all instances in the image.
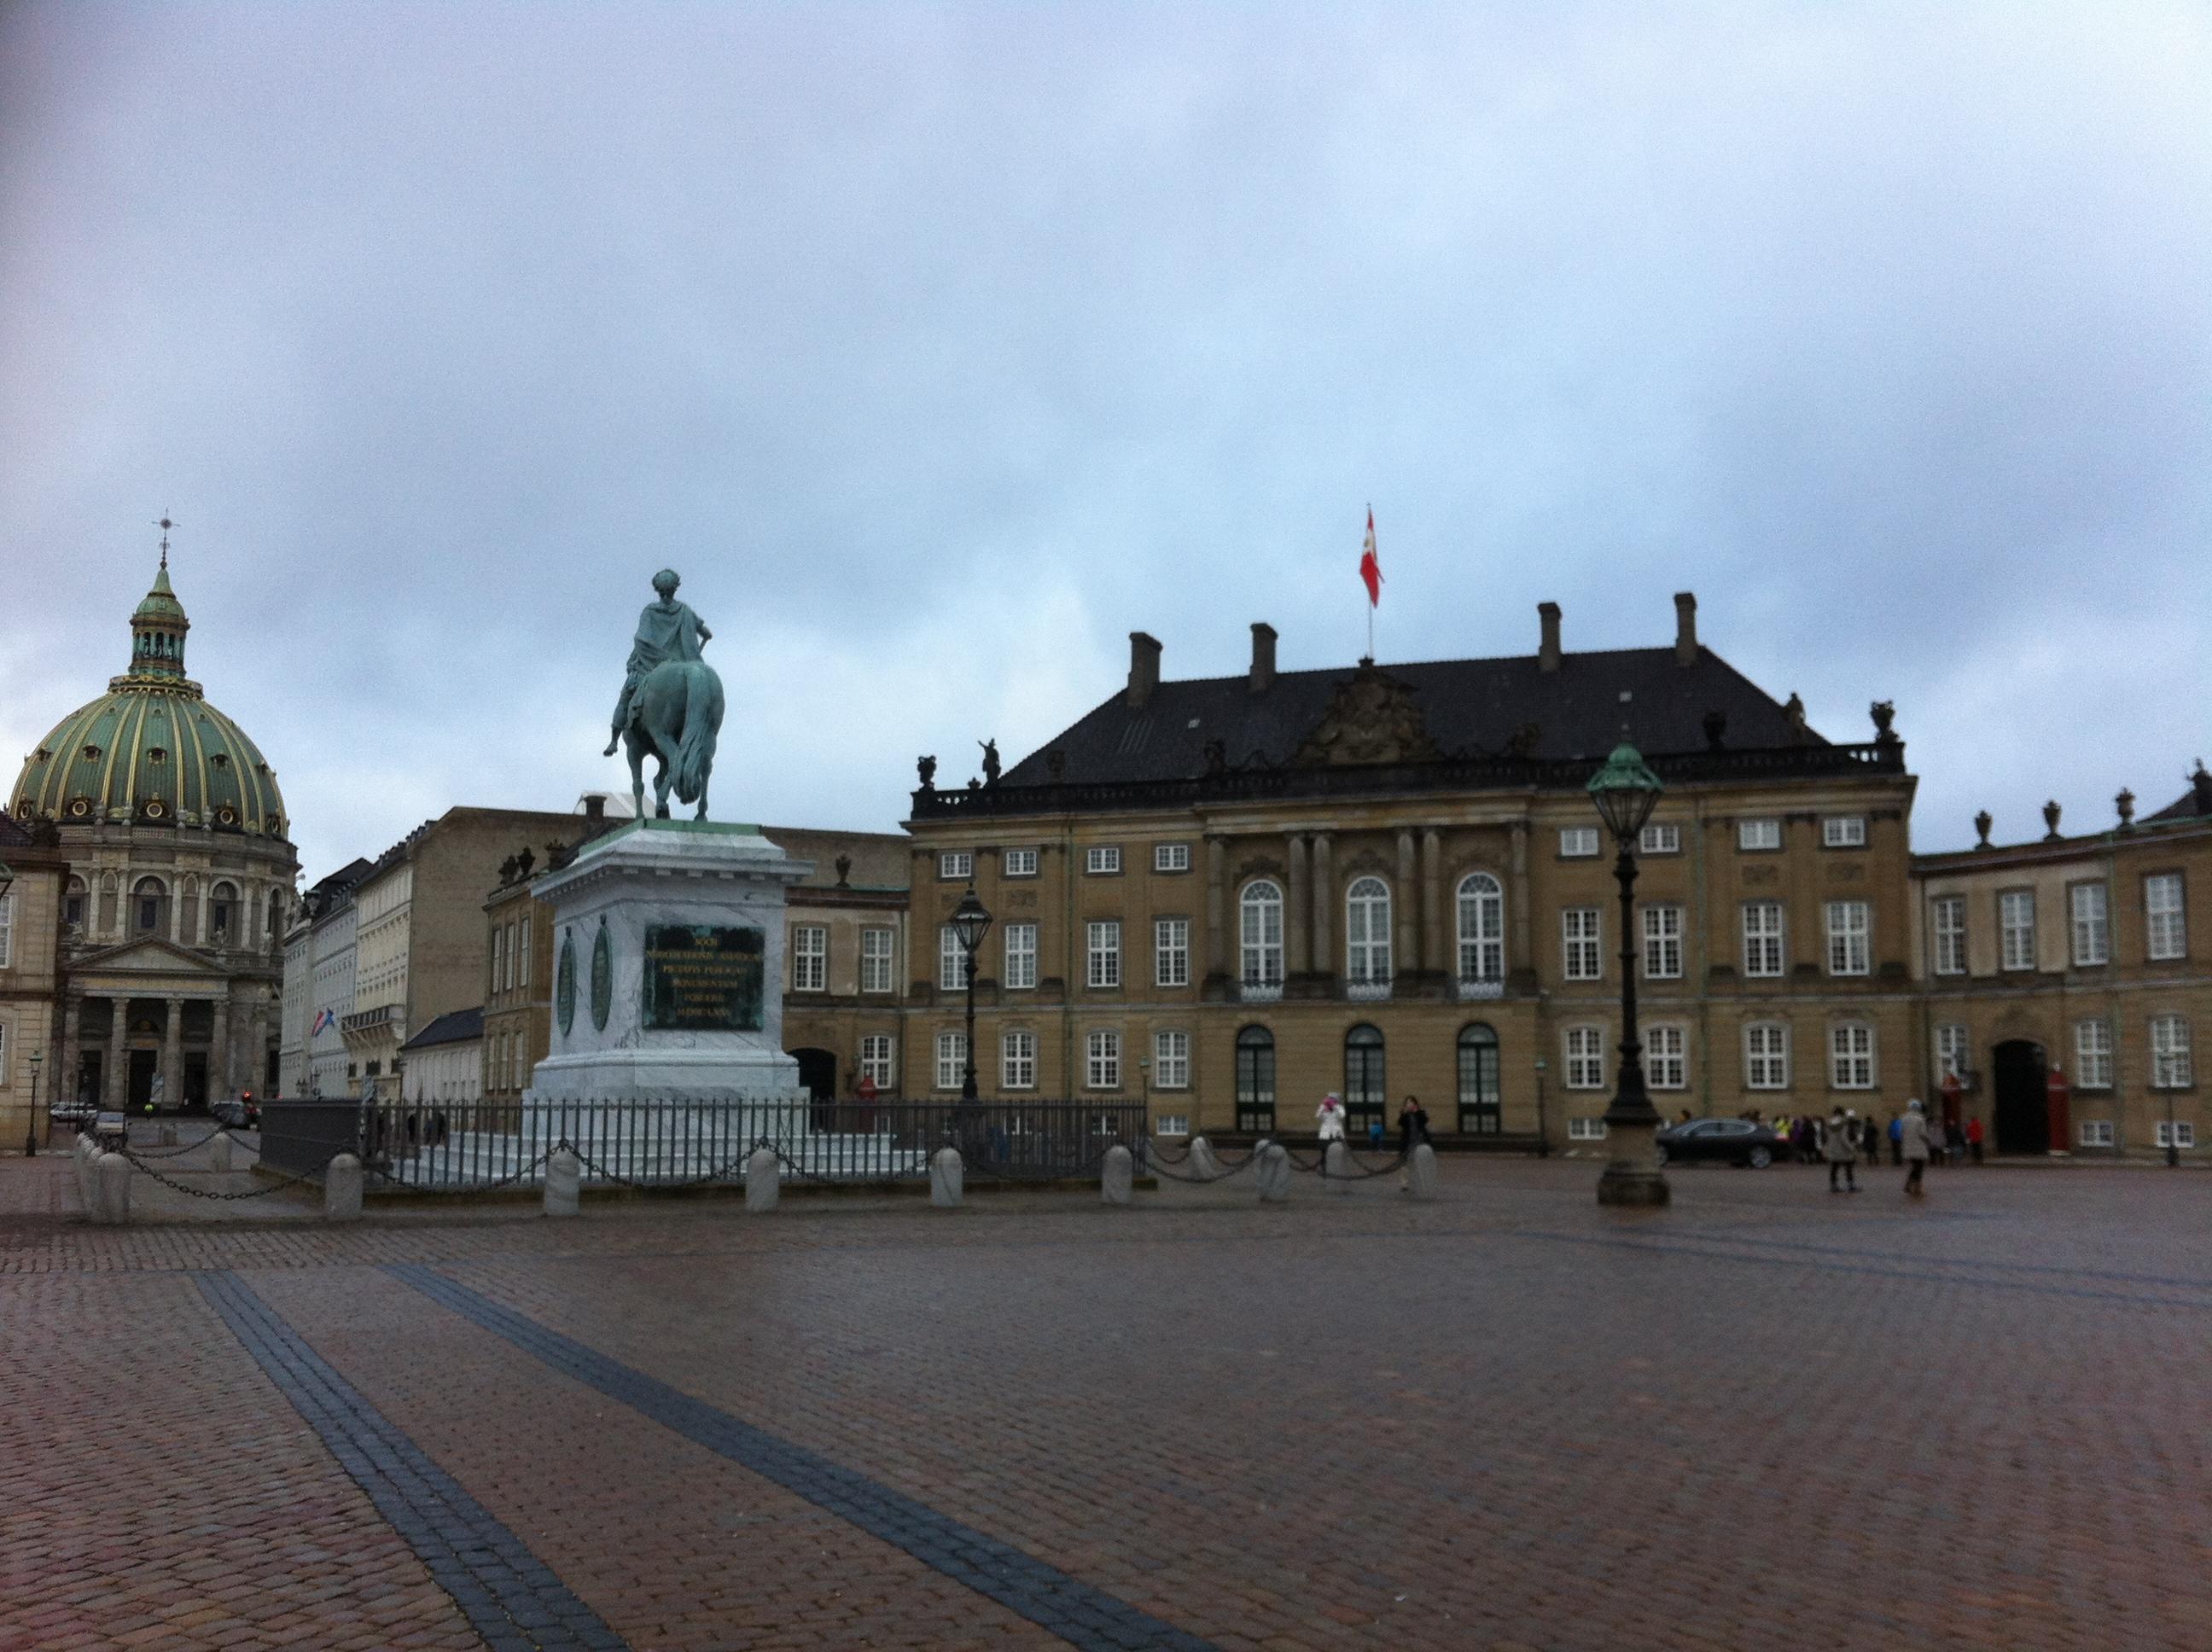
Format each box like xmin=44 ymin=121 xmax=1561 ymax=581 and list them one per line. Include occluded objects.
xmin=9 ymin=554 xmax=299 ymax=1114
xmin=894 ymin=595 xmax=1923 ymax=1145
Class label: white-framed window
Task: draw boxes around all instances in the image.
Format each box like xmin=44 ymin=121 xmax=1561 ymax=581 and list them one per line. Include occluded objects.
xmin=1153 ymin=1114 xmax=1190 ymax=1138
xmin=859 ymin=928 xmax=895 ymax=993
xmin=1821 ymin=816 xmax=1867 ymax=848
xmin=1154 ymin=917 xmax=1190 ymax=987
xmin=1346 ymin=877 xmax=1392 ymax=983
xmin=1935 ymin=1023 xmax=1969 ymax=1082
xmin=1645 ymin=1024 xmax=1686 ymax=1089
xmin=1563 ymin=907 xmax=1602 ymax=980
xmin=934 ymin=1031 xmax=967 ymax=1090
xmin=1825 ymin=900 xmax=1870 ymax=976
xmin=1001 ymin=1030 xmax=1036 ymax=1090
xmin=0 ymin=890 xmax=15 ymax=969
xmin=1829 ymin=1021 xmax=1875 ymax=1089
xmin=1744 ymin=1022 xmax=1790 ymax=1090
xmin=2075 ymin=1019 xmax=2112 ymax=1089
xmin=1086 ymin=846 xmax=1122 ymax=875
xmin=518 ymin=916 xmax=531 ymax=986
xmin=1738 ymin=818 xmax=1783 ymax=852
xmin=1003 ymin=847 xmax=1039 ymax=878
xmin=1564 ymin=1025 xmax=1606 ymax=1090
xmin=859 ymin=1033 xmax=896 ymax=1089
xmin=939 ymin=851 xmax=972 ymax=881
xmin=2069 ymin=883 xmax=2110 ymax=967
xmin=1742 ymin=901 xmax=1784 ymax=978
xmin=1558 ymin=827 xmax=1600 ymax=858
xmin=1567 ymin=1116 xmax=1608 ymax=1141
xmin=1003 ymin=922 xmax=1037 ymax=990
xmin=2151 ymin=1015 xmax=2192 ymax=1088
xmin=492 ymin=926 xmax=506 ymax=994
xmin=939 ymin=926 xmax=971 ymax=992
xmin=1932 ymin=896 xmax=1966 ymax=975
xmin=2000 ymin=890 xmax=2036 ymax=971
xmin=1086 ymin=920 xmax=1121 ymax=989
xmin=1154 ymin=842 xmax=1190 ymax=873
xmin=1240 ymin=880 xmax=1284 ymax=987
xmin=1455 ymin=872 xmax=1505 ymax=983
xmin=1154 ymin=1029 xmax=1190 ymax=1089
xmin=2157 ymin=1120 xmax=2197 ymax=1149
xmin=1086 ymin=1029 xmax=1121 ymax=1090
xmin=791 ymin=924 xmax=827 ymax=992
xmin=2146 ymin=873 xmax=2186 ymax=961
xmin=1639 ymin=823 xmax=1680 ymax=855
xmin=1642 ymin=905 xmax=1683 ymax=980
xmin=2078 ymin=1119 xmax=2114 ymax=1149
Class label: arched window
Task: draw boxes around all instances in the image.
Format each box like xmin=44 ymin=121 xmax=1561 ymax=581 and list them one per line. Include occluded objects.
xmin=1343 ymin=1023 xmax=1386 ymax=1135
xmin=1458 ymin=1023 xmax=1502 ymax=1134
xmin=209 ymin=881 xmax=237 ymax=944
xmin=1456 ymin=873 xmax=1505 ymax=987
xmin=132 ymin=876 xmax=168 ymax=936
xmin=1346 ymin=877 xmax=1392 ymax=987
xmin=1239 ymin=880 xmax=1284 ymax=995
xmin=1235 ymin=1026 xmax=1276 ymax=1132
xmin=64 ymin=875 xmax=86 ymax=931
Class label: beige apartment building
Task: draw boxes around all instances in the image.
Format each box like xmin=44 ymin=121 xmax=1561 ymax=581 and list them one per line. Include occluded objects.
xmin=0 ymin=815 xmax=67 ymax=1148
xmin=896 ymin=595 xmax=1921 ymax=1146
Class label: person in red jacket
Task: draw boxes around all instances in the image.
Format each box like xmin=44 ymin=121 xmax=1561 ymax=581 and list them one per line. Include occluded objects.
xmin=1965 ymin=1114 xmax=1985 ymax=1165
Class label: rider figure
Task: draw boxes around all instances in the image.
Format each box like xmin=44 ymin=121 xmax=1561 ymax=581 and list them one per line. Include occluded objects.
xmin=605 ymin=569 xmax=712 ymax=756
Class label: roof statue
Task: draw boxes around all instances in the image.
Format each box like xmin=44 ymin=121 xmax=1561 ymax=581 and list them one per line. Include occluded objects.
xmin=606 ymin=568 xmax=724 ymax=820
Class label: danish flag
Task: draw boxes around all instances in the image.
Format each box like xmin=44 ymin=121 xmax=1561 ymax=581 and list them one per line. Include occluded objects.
xmin=1359 ymin=507 xmax=1382 ymax=607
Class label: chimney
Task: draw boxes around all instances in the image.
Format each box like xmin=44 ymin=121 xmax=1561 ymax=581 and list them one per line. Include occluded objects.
xmin=1538 ymin=602 xmax=1562 ymax=672
xmin=584 ymin=794 xmax=605 ymax=820
xmin=1674 ymin=591 xmax=1698 ymax=666
xmin=1126 ymin=631 xmax=1161 ymax=709
xmin=1249 ymin=623 xmax=1277 ymax=694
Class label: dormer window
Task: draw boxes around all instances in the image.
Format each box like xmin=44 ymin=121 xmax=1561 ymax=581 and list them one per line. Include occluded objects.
xmin=82 ymin=745 xmax=101 ymax=762
xmin=210 ymin=753 xmax=229 ymax=769
xmin=148 ymin=747 xmax=167 ymax=764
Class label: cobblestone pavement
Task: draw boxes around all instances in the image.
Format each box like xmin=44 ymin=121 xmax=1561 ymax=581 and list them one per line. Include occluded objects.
xmin=3 ymin=1152 xmax=2209 ymax=1651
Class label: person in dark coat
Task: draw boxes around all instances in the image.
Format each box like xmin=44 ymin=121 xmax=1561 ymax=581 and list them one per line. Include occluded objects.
xmin=1396 ymin=1094 xmax=1431 ymax=1157
xmin=1825 ymin=1106 xmax=1860 ymax=1192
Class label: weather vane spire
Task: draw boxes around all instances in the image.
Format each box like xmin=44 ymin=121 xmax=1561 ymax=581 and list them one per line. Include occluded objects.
xmin=154 ymin=511 xmax=178 ymax=568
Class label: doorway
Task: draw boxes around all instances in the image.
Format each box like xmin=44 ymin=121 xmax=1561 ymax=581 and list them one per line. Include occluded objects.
xmin=791 ymin=1046 xmax=839 ymax=1127
xmin=128 ymin=1049 xmax=158 ymax=1111
xmin=1992 ymin=1039 xmax=2047 ymax=1156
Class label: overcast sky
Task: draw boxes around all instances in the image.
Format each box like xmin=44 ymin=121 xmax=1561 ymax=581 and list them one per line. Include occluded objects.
xmin=4 ymin=3 xmax=2208 ymax=883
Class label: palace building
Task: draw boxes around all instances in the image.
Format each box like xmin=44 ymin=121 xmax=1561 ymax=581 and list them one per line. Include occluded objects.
xmin=9 ymin=552 xmax=299 ymax=1112
xmin=895 ymin=594 xmax=1921 ymax=1145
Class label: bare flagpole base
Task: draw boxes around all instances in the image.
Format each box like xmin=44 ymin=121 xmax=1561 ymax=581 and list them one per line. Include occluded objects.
xmin=1596 ymin=1118 xmax=1671 ymax=1207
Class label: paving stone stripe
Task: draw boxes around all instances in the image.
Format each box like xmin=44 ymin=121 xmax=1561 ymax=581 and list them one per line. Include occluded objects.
xmin=387 ymin=1260 xmax=1221 ymax=1652
xmin=194 ymin=1270 xmax=632 ymax=1652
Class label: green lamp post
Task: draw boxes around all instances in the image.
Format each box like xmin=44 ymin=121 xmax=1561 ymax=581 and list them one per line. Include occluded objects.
xmin=1586 ymin=742 xmax=1670 ymax=1207
xmin=948 ymin=884 xmax=993 ymax=1104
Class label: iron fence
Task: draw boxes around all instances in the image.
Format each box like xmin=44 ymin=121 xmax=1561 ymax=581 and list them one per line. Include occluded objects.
xmin=348 ymin=1095 xmax=1150 ymax=1192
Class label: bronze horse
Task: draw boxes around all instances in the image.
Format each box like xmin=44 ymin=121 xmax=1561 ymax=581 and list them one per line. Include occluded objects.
xmin=621 ymin=658 xmax=724 ymax=820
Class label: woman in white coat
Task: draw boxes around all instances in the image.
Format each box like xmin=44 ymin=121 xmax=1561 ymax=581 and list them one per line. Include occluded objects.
xmin=1900 ymin=1098 xmax=1932 ymax=1196
xmin=1315 ymin=1093 xmax=1348 ymax=1168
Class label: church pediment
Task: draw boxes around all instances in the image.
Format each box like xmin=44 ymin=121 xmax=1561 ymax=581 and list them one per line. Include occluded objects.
xmin=1290 ymin=662 xmax=1442 ymax=767
xmin=69 ymin=937 xmax=226 ymax=976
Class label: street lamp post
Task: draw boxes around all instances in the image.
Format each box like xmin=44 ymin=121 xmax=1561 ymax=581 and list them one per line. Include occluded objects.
xmin=1587 ymin=742 xmax=1669 ymax=1207
xmin=26 ymin=1050 xmax=43 ymax=1158
xmin=948 ymin=885 xmax=993 ymax=1104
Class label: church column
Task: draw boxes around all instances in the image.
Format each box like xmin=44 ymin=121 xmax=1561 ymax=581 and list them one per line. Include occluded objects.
xmin=59 ymin=996 xmax=82 ymax=1109
xmin=1285 ymin=835 xmax=1310 ymax=977
xmin=1312 ymin=833 xmax=1336 ymax=980
xmin=1509 ymin=820 xmax=1532 ymax=976
xmin=247 ymin=995 xmax=270 ymax=1096
xmin=160 ymin=997 xmax=184 ymax=1110
xmin=210 ymin=992 xmax=232 ymax=1102
xmin=1422 ymin=829 xmax=1444 ymax=975
xmin=1203 ymin=835 xmax=1228 ymax=986
xmin=1394 ymin=829 xmax=1417 ymax=983
xmin=106 ymin=998 xmax=128 ymax=1108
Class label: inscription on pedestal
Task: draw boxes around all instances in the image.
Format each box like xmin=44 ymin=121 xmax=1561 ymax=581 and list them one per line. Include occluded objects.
xmin=643 ymin=925 xmax=764 ymax=1031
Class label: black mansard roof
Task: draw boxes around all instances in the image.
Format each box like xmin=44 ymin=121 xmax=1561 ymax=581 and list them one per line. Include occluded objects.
xmin=915 ymin=643 xmax=1906 ymax=821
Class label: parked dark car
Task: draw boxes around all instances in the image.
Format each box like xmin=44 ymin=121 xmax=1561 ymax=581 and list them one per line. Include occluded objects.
xmin=1655 ymin=1118 xmax=1781 ymax=1167
xmin=48 ymin=1099 xmax=97 ymax=1132
xmin=210 ymin=1098 xmax=259 ymax=1130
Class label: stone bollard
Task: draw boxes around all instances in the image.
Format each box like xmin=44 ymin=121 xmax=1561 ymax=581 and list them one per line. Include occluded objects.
xmin=158 ymin=1121 xmax=178 ymax=1147
xmin=74 ymin=1136 xmax=97 ymax=1213
xmin=207 ymin=1131 xmax=234 ymax=1175
xmin=96 ymin=1152 xmax=131 ymax=1225
xmin=543 ymin=1147 xmax=581 ymax=1217
xmin=929 ymin=1146 xmax=964 ymax=1208
xmin=1188 ymin=1136 xmax=1221 ymax=1179
xmin=324 ymin=1153 xmax=364 ymax=1223
xmin=745 ymin=1147 xmax=781 ymax=1213
xmin=1255 ymin=1141 xmax=1291 ymax=1203
xmin=1408 ymin=1142 xmax=1439 ymax=1200
xmin=1324 ymin=1140 xmax=1351 ymax=1194
xmin=1100 ymin=1143 xmax=1133 ymax=1206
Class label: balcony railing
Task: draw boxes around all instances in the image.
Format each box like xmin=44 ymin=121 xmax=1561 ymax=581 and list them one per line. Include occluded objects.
xmin=1345 ymin=977 xmax=1393 ymax=1002
xmin=1456 ymin=976 xmax=1505 ymax=1000
xmin=1237 ymin=979 xmax=1284 ymax=1002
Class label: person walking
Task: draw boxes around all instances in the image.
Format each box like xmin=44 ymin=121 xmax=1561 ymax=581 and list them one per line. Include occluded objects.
xmin=1396 ymin=1094 xmax=1430 ymax=1190
xmin=1315 ymin=1092 xmax=1347 ymax=1172
xmin=1861 ymin=1114 xmax=1882 ymax=1164
xmin=1888 ymin=1112 xmax=1905 ymax=1166
xmin=1901 ymin=1099 xmax=1931 ymax=1196
xmin=1825 ymin=1106 xmax=1860 ymax=1192
xmin=1947 ymin=1115 xmax=1968 ymax=1165
xmin=1966 ymin=1114 xmax=1985 ymax=1166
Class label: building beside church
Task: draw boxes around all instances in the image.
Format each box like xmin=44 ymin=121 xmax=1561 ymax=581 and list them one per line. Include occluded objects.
xmin=897 ymin=595 xmax=1920 ymax=1145
xmin=1909 ymin=773 xmax=2212 ymax=1160
xmin=9 ymin=553 xmax=299 ymax=1114
xmin=0 ymin=814 xmax=68 ymax=1148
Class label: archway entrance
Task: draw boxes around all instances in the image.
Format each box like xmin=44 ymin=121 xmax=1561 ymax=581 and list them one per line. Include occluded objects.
xmin=1992 ymin=1039 xmax=2048 ymax=1155
xmin=791 ymin=1047 xmax=839 ymax=1127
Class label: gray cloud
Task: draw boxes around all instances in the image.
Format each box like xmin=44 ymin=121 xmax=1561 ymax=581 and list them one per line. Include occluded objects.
xmin=4 ymin=3 xmax=2208 ymax=880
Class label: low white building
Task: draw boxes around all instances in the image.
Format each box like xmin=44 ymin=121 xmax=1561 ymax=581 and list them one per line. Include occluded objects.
xmin=399 ymin=1006 xmax=482 ymax=1106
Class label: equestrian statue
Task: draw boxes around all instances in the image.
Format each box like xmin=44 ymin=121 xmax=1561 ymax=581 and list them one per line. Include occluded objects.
xmin=605 ymin=568 xmax=725 ymax=820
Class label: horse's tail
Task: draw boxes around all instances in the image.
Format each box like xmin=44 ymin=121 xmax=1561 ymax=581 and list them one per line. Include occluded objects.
xmin=672 ymin=663 xmax=718 ymax=802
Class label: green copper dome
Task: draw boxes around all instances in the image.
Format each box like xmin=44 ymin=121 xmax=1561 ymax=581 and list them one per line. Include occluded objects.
xmin=10 ymin=559 xmax=288 ymax=838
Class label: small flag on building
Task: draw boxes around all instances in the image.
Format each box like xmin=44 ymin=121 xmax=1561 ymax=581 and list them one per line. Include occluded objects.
xmin=312 ymin=1007 xmax=335 ymax=1036
xmin=1359 ymin=507 xmax=1382 ymax=607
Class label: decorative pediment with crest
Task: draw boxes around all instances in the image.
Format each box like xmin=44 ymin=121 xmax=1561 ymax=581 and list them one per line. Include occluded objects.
xmin=1290 ymin=661 xmax=1442 ymax=768
xmin=68 ymin=937 xmax=227 ymax=978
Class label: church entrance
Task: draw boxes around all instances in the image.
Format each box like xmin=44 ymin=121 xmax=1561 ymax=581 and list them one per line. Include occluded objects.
xmin=184 ymin=1052 xmax=209 ymax=1112
xmin=1992 ymin=1039 xmax=2048 ymax=1156
xmin=128 ymin=1049 xmax=158 ymax=1112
